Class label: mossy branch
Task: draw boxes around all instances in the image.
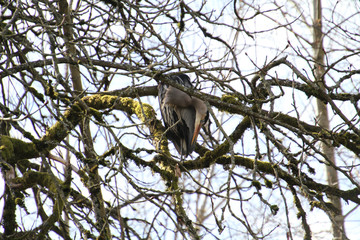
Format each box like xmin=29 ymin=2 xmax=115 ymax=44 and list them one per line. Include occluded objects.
xmin=0 ymin=94 xmax=169 ymax=163
xmin=11 ymin=170 xmax=57 ymax=192
xmin=183 ymin=116 xmax=251 ymax=169
xmin=10 ymin=170 xmax=65 ymax=237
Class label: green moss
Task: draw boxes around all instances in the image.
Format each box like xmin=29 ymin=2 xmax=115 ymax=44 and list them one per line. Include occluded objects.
xmin=0 ymin=136 xmax=14 ymax=160
xmin=219 ymin=94 xmax=241 ymax=113
xmin=28 ymin=86 xmax=45 ymax=103
xmin=90 ymin=164 xmax=98 ymax=173
xmin=270 ymin=204 xmax=279 ymax=215
xmin=2 ymin=94 xmax=170 ymax=172
xmin=22 ymin=131 xmax=36 ymax=141
xmin=14 ymin=198 xmax=21 ymax=205
xmin=215 ymin=141 xmax=230 ymax=155
xmin=221 ymin=94 xmax=239 ymax=105
xmin=45 ymin=84 xmax=59 ymax=99
xmin=75 ymin=152 xmax=84 ymax=160
xmin=118 ymin=97 xmax=133 ymax=113
xmin=135 ymin=102 xmax=155 ymax=122
xmin=11 ymin=171 xmax=58 ymax=193
xmin=61 ymin=182 xmax=71 ymax=197
xmin=40 ymin=102 xmax=84 ymax=151
xmin=112 ymin=96 xmax=170 ymax=155
xmin=116 ymin=97 xmax=156 ymax=122
xmin=265 ymin=179 xmax=273 ymax=188
xmin=14 ymin=197 xmax=24 ymax=206
xmin=158 ymin=136 xmax=170 ymax=154
xmin=41 ymin=121 xmax=67 ymax=149
xmin=252 ymin=180 xmax=262 ymax=190
xmin=89 ymin=107 xmax=103 ymax=122
xmin=310 ymin=200 xmax=321 ymax=211
xmin=2 ymin=190 xmax=16 ymax=236
xmin=0 ymin=136 xmax=38 ymax=163
xmin=99 ymin=95 xmax=117 ymax=106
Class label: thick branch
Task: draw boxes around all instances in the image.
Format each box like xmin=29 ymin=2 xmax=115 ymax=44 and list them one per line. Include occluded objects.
xmin=1 ymin=95 xmax=168 ymax=163
xmin=184 ymin=155 xmax=360 ymax=205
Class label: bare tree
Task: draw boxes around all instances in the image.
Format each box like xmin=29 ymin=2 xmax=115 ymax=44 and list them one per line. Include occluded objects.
xmin=313 ymin=0 xmax=344 ymax=238
xmin=1 ymin=0 xmax=360 ymax=239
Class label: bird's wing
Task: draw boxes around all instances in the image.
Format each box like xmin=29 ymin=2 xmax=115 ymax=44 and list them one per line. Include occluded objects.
xmin=158 ymin=73 xmax=193 ymax=131
xmin=158 ymin=74 xmax=199 ymax=156
xmin=178 ymin=106 xmax=196 ymax=154
xmin=159 ymin=104 xmax=196 ymax=155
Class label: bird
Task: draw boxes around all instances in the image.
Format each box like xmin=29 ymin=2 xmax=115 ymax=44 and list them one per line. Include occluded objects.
xmin=158 ymin=74 xmax=209 ymax=157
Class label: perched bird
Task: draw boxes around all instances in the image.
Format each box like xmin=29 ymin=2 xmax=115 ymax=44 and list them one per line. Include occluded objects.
xmin=158 ymin=74 xmax=209 ymax=157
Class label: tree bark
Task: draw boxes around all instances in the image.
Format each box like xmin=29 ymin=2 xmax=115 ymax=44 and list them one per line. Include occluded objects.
xmin=313 ymin=0 xmax=345 ymax=239
xmin=58 ymin=0 xmax=111 ymax=238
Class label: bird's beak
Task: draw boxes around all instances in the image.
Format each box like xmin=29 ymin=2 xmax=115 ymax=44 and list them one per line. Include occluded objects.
xmin=191 ymin=118 xmax=202 ymax=145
